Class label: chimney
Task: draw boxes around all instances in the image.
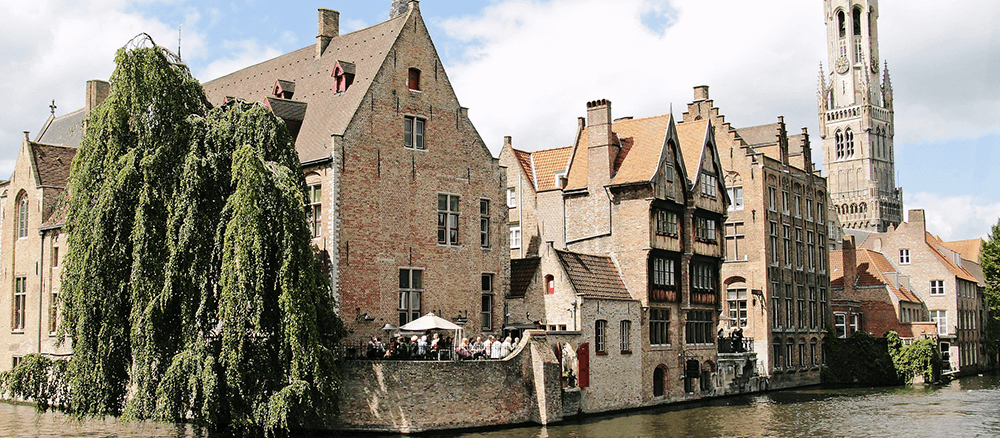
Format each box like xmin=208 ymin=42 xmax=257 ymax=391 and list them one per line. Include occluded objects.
xmin=316 ymin=9 xmax=339 ymax=59
xmin=586 ymin=99 xmax=615 ymax=185
xmin=390 ymin=0 xmax=411 ymax=19
xmin=907 ymin=209 xmax=925 ymax=226
xmin=85 ymin=80 xmax=110 ymax=118
xmin=504 ymin=136 xmax=512 ymax=148
xmin=842 ymin=235 xmax=858 ymax=296
xmin=693 ymin=85 xmax=710 ymax=101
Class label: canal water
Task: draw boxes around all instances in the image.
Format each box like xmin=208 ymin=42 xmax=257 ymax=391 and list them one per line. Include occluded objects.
xmin=1 ymin=372 xmax=998 ymax=437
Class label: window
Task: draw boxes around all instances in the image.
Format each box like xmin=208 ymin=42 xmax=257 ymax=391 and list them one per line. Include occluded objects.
xmin=305 ymin=184 xmax=322 ymax=237
xmin=482 ymin=274 xmax=493 ymax=331
xmin=798 ymin=293 xmax=806 ymax=328
xmin=772 ymin=283 xmax=781 ymax=327
xmin=480 ymin=199 xmax=490 ymax=248
xmin=794 ymin=194 xmax=802 ymax=218
xmin=773 ymin=340 xmax=783 ymax=369
xmin=782 ymin=191 xmax=789 ymax=214
xmin=806 ymin=199 xmax=814 ymax=221
xmin=807 ymin=231 xmax=816 ymax=271
xmin=851 ymin=314 xmax=862 ymax=335
xmin=407 ymin=67 xmax=420 ymax=90
xmin=785 ymin=289 xmax=793 ymax=328
xmin=770 ymin=222 xmax=780 ymax=266
xmin=404 ymin=116 xmax=425 ymax=149
xmin=768 ymin=186 xmax=777 ymax=212
xmin=685 ymin=310 xmax=713 ymax=344
xmin=510 ymin=226 xmax=521 ymax=249
xmin=795 ymin=228 xmax=804 ymax=270
xmin=817 ymin=202 xmax=825 ymax=224
xmin=650 ymin=308 xmax=670 ymax=345
xmin=13 ymin=277 xmax=27 ymax=331
xmin=655 ymin=210 xmax=678 ymax=236
xmin=506 ymin=187 xmax=516 ymax=208
xmin=820 ymin=288 xmax=828 ymax=326
xmin=658 ymin=160 xmax=676 ymax=200
xmin=545 ymin=274 xmax=555 ymax=295
xmin=835 ymin=313 xmax=847 ymax=338
xmin=17 ymin=195 xmax=28 ymax=238
xmin=931 ymin=310 xmax=947 ymax=335
xmin=437 ymin=194 xmax=460 ymax=245
xmin=700 ymin=173 xmax=718 ymax=198
xmin=786 ymin=341 xmax=794 ymax=368
xmin=727 ymin=186 xmax=743 ymax=210
xmin=899 ymin=249 xmax=910 ymax=264
xmin=836 ymin=130 xmax=844 ymax=159
xmin=727 ymin=288 xmax=747 ymax=327
xmin=799 ymin=343 xmax=806 ymax=369
xmin=52 ymin=246 xmax=60 ymax=267
xmin=49 ymin=290 xmax=59 ymax=334
xmin=620 ymin=320 xmax=631 ymax=352
xmin=810 ymin=339 xmax=818 ymax=366
xmin=595 ymin=320 xmax=607 ymax=353
xmin=783 ymin=225 xmax=792 ymax=267
xmin=691 ymin=263 xmax=715 ymax=293
xmin=651 ymin=256 xmax=676 ymax=289
xmin=845 ymin=128 xmax=855 ymax=157
xmin=695 ymin=217 xmax=716 ymax=242
xmin=930 ymin=280 xmax=945 ymax=296
xmin=398 ymin=269 xmax=423 ymax=325
xmin=725 ymin=222 xmax=745 ymax=261
xmin=818 ymin=235 xmax=827 ymax=273
xmin=809 ymin=287 xmax=817 ymax=328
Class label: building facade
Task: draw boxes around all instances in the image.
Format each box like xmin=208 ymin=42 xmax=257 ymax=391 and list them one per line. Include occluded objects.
xmin=684 ymin=85 xmax=833 ymax=389
xmin=818 ymin=0 xmax=903 ymax=232
xmin=858 ymin=209 xmax=987 ymax=372
xmin=502 ymin=97 xmax=741 ymax=411
xmin=202 ymin=1 xmax=511 ymax=342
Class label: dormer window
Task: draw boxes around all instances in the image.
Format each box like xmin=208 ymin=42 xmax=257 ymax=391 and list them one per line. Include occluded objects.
xmin=332 ymin=61 xmax=355 ymax=93
xmin=272 ymin=80 xmax=295 ymax=99
xmin=408 ymin=68 xmax=421 ymax=91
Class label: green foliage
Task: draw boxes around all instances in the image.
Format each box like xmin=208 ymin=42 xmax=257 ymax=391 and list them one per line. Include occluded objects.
xmin=822 ymin=331 xmax=901 ymax=386
xmin=43 ymin=41 xmax=345 ymax=436
xmin=981 ymin=220 xmax=1000 ymax=367
xmin=1 ymin=355 xmax=69 ymax=411
xmin=886 ymin=331 xmax=941 ymax=384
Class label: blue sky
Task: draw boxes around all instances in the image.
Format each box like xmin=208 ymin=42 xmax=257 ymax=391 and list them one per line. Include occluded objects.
xmin=0 ymin=0 xmax=997 ymax=241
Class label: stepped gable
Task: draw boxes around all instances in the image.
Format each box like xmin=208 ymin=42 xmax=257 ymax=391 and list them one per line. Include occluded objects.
xmin=35 ymin=109 xmax=85 ymax=147
xmin=555 ymin=249 xmax=631 ymax=301
xmin=509 ymin=257 xmax=541 ymax=297
xmin=201 ymin=14 xmax=409 ymax=163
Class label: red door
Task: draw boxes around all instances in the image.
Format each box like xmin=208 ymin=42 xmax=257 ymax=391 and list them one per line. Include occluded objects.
xmin=577 ymin=342 xmax=590 ymax=388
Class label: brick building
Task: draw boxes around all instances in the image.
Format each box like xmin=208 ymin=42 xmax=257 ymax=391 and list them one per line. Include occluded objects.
xmin=830 ymin=236 xmax=936 ymax=341
xmin=0 ymin=80 xmax=109 ymax=371
xmin=502 ymin=98 xmax=734 ymax=410
xmin=200 ymin=1 xmax=508 ymax=341
xmin=857 ymin=209 xmax=988 ymax=372
xmin=680 ymin=85 xmax=833 ymax=389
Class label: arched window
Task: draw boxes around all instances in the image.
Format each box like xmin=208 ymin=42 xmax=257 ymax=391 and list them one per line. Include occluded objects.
xmin=837 ymin=10 xmax=846 ymax=38
xmin=545 ymin=274 xmax=555 ymax=295
xmin=653 ymin=365 xmax=667 ymax=396
xmin=407 ymin=68 xmax=421 ymax=91
xmin=850 ymin=203 xmax=857 ymax=214
xmin=16 ymin=193 xmax=28 ymax=238
xmin=852 ymin=7 xmax=862 ymax=36
xmin=860 ymin=203 xmax=867 ymax=213
xmin=773 ymin=338 xmax=783 ymax=369
xmin=835 ymin=130 xmax=844 ymax=159
xmin=845 ymin=128 xmax=855 ymax=157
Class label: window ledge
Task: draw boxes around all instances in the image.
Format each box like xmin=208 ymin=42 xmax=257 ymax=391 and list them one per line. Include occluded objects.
xmin=620 ymin=350 xmax=632 ymax=355
xmin=596 ymin=351 xmax=608 ymax=356
xmin=11 ymin=330 xmax=24 ymax=334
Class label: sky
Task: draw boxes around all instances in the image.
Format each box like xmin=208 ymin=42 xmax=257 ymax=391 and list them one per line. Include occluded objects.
xmin=0 ymin=0 xmax=997 ymax=241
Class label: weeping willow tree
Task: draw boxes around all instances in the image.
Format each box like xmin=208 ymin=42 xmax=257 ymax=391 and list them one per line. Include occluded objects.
xmin=57 ymin=37 xmax=343 ymax=435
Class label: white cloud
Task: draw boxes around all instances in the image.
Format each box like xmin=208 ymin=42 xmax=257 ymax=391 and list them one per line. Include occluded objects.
xmin=195 ymin=39 xmax=283 ymax=82
xmin=0 ymin=0 xmax=206 ymax=177
xmin=905 ymin=192 xmax=1000 ymax=241
xmin=439 ymin=0 xmax=1000 ymax=154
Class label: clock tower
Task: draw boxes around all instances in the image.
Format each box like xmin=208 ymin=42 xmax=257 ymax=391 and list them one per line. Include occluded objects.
xmin=818 ymin=0 xmax=902 ymax=232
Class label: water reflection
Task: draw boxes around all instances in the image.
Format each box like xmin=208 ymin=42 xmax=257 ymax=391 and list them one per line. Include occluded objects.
xmin=1 ymin=373 xmax=997 ymax=437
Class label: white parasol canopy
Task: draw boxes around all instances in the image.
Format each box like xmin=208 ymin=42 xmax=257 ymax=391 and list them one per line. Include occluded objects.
xmin=398 ymin=312 xmax=461 ymax=331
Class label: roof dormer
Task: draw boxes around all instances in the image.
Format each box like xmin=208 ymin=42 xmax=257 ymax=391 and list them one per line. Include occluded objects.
xmin=272 ymin=79 xmax=295 ymax=99
xmin=332 ymin=61 xmax=355 ymax=93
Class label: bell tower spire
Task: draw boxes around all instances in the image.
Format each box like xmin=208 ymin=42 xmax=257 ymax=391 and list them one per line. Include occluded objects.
xmin=819 ymin=0 xmax=902 ymax=232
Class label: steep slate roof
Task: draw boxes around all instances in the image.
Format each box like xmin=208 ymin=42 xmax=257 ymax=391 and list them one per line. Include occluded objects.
xmin=830 ymin=249 xmax=921 ymax=303
xmin=555 ymin=250 xmax=632 ymax=301
xmin=608 ymin=115 xmax=671 ymax=186
xmin=35 ymin=109 xmax=85 ymax=147
xmin=202 ymin=13 xmax=409 ymax=163
xmin=675 ymin=119 xmax=709 ymax=182
xmin=942 ymin=238 xmax=982 ymax=263
xmin=29 ymin=143 xmax=77 ymax=188
xmin=735 ymin=123 xmax=779 ymax=146
xmin=509 ymin=257 xmax=540 ymax=297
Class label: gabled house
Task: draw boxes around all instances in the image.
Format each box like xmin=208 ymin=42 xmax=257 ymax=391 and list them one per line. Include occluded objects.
xmin=202 ymin=1 xmax=508 ymax=342
xmin=502 ymin=97 xmax=734 ymax=411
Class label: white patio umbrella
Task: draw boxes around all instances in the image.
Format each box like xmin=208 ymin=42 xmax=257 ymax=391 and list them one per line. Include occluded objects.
xmin=399 ymin=312 xmax=462 ymax=358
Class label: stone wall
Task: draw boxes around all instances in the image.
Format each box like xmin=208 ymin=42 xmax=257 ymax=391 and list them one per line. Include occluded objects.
xmin=337 ymin=332 xmax=561 ymax=433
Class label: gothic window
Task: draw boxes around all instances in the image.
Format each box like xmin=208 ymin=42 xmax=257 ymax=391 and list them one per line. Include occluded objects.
xmin=852 ymin=7 xmax=862 ymax=36
xmin=837 ymin=10 xmax=846 ymax=38
xmin=845 ymin=128 xmax=855 ymax=157
xmin=835 ymin=130 xmax=844 ymax=159
xmin=16 ymin=193 xmax=29 ymax=238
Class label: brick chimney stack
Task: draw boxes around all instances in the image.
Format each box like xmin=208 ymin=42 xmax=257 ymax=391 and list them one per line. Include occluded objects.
xmin=316 ymin=9 xmax=339 ymax=59
xmin=842 ymin=235 xmax=858 ymax=297
xmin=586 ymin=99 xmax=616 ymax=185
xmin=85 ymin=80 xmax=110 ymax=118
xmin=693 ymin=85 xmax=709 ymax=101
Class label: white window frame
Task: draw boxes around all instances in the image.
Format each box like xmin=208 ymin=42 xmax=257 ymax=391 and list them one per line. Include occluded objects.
xmin=930 ymin=280 xmax=945 ymax=296
xmin=398 ymin=268 xmax=423 ymax=325
xmin=899 ymin=248 xmax=910 ymax=264
xmin=595 ymin=319 xmax=607 ymax=353
xmin=506 ymin=187 xmax=516 ymax=208
xmin=620 ymin=320 xmax=631 ymax=352
xmin=404 ymin=115 xmax=425 ymax=150
xmin=931 ymin=310 xmax=947 ymax=335
xmin=437 ymin=193 xmax=460 ymax=246
xmin=727 ymin=186 xmax=743 ymax=210
xmin=510 ymin=226 xmax=522 ymax=249
xmin=305 ymin=183 xmax=322 ymax=238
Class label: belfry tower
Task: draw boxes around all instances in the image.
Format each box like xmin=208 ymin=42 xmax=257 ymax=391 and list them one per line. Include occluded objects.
xmin=818 ymin=0 xmax=902 ymax=232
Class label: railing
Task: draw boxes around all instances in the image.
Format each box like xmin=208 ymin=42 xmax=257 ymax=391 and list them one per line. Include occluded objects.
xmin=826 ymin=106 xmax=861 ymax=122
xmin=718 ymin=337 xmax=754 ymax=354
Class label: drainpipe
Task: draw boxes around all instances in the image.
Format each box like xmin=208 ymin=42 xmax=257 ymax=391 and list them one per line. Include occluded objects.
xmin=37 ymin=228 xmax=44 ymax=354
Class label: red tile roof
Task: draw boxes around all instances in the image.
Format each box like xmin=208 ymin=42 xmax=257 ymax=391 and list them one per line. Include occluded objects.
xmin=925 ymin=232 xmax=978 ymax=282
xmin=530 ymin=146 xmax=572 ymax=192
xmin=941 ymin=238 xmax=982 ymax=263
xmin=607 ymin=115 xmax=671 ymax=186
xmin=675 ymin=119 xmax=709 ymax=182
xmin=830 ymin=248 xmax=921 ymax=304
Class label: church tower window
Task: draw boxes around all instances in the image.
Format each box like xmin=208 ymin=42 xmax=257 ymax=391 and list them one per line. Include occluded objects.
xmin=845 ymin=128 xmax=855 ymax=157
xmin=835 ymin=130 xmax=844 ymax=159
